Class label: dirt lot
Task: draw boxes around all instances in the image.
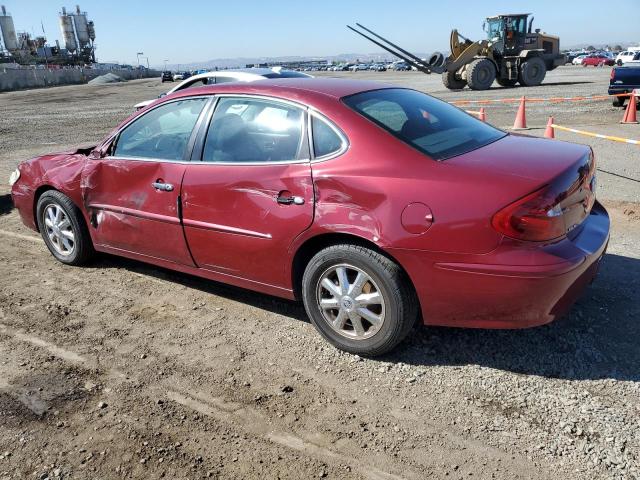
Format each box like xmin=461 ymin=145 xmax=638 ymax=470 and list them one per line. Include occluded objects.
xmin=0 ymin=67 xmax=639 ymax=480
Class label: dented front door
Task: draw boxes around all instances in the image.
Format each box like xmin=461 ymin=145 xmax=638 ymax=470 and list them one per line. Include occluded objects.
xmin=80 ymin=96 xmax=210 ymax=266
xmin=82 ymin=158 xmax=194 ymax=266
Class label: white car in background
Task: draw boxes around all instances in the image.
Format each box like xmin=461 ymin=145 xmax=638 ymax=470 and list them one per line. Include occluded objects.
xmin=616 ymin=49 xmax=640 ymax=66
xmin=135 ymin=68 xmax=313 ymax=110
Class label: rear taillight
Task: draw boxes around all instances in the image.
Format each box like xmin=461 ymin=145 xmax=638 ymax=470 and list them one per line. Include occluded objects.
xmin=492 ymin=154 xmax=596 ymax=242
xmin=610 ymin=68 xmax=615 ymax=80
xmin=491 ymin=185 xmax=568 ymax=242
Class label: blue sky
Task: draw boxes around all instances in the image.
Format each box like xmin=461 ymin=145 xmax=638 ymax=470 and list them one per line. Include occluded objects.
xmin=2 ymin=0 xmax=638 ymax=66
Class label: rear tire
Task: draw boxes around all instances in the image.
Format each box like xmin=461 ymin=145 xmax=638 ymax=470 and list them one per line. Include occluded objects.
xmin=612 ymin=96 xmax=626 ymax=108
xmin=302 ymin=244 xmax=418 ymax=356
xmin=518 ymin=57 xmax=547 ymax=86
xmin=36 ymin=190 xmax=94 ymax=266
xmin=466 ymin=59 xmax=496 ymax=90
xmin=442 ymin=71 xmax=467 ymax=90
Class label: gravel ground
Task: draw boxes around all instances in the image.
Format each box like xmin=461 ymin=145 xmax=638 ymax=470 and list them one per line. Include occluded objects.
xmin=0 ymin=67 xmax=638 ymax=480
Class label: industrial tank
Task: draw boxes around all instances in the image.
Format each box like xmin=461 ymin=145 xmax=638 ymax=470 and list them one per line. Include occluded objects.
xmin=87 ymin=20 xmax=95 ymax=41
xmin=0 ymin=5 xmax=18 ymax=52
xmin=72 ymin=5 xmax=90 ymax=48
xmin=58 ymin=8 xmax=77 ymax=52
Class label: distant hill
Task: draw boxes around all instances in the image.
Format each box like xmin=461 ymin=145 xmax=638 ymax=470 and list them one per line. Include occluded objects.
xmin=159 ymin=39 xmax=639 ymax=70
xmin=162 ymin=52 xmax=432 ymax=70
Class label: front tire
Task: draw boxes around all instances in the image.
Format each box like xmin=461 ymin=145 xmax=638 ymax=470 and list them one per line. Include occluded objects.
xmin=466 ymin=58 xmax=496 ymax=90
xmin=36 ymin=191 xmax=94 ymax=266
xmin=302 ymin=244 xmax=418 ymax=356
xmin=442 ymin=71 xmax=467 ymax=90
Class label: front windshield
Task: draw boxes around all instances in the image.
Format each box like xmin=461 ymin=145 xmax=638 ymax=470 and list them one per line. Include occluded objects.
xmin=343 ymin=88 xmax=506 ymax=161
xmin=486 ymin=18 xmax=503 ymax=40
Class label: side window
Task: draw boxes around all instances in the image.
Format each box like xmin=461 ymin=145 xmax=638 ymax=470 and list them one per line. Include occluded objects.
xmin=114 ymin=98 xmax=207 ymax=161
xmin=203 ymin=97 xmax=304 ymax=163
xmin=312 ymin=115 xmax=345 ymax=158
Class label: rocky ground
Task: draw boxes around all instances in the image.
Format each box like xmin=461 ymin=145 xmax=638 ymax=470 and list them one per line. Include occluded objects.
xmin=0 ymin=67 xmax=638 ymax=479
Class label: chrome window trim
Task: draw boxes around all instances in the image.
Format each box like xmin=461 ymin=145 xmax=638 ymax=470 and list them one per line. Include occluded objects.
xmin=307 ymin=109 xmax=350 ymax=163
xmin=100 ymin=93 xmax=348 ymax=166
xmin=199 ymin=94 xmax=310 ymax=166
xmin=100 ymin=155 xmax=312 ymax=166
xmin=210 ymin=92 xmax=309 ymax=110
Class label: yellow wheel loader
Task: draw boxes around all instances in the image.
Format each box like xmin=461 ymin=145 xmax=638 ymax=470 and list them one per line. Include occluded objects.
xmin=348 ymin=14 xmax=565 ymax=91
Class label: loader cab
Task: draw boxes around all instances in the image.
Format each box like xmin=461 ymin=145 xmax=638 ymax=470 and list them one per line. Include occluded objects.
xmin=485 ymin=14 xmax=530 ymax=56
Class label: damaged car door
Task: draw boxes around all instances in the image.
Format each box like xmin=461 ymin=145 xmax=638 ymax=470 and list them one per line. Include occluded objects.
xmin=180 ymin=96 xmax=314 ymax=290
xmin=82 ymin=97 xmax=209 ymax=265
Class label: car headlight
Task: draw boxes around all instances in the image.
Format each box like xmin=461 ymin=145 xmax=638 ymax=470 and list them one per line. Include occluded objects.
xmin=9 ymin=168 xmax=20 ymax=186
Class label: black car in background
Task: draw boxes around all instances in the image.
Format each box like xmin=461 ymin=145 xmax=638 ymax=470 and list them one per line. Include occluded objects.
xmin=161 ymin=71 xmax=173 ymax=83
xmin=609 ymin=56 xmax=640 ymax=107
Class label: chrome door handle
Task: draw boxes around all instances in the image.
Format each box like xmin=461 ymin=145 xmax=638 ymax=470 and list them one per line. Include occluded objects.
xmin=277 ymin=195 xmax=304 ymax=205
xmin=152 ymin=182 xmax=174 ymax=192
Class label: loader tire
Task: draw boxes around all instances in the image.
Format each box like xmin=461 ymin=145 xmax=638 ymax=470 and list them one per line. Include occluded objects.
xmin=466 ymin=59 xmax=496 ymax=90
xmin=496 ymin=78 xmax=518 ymax=88
xmin=428 ymin=52 xmax=446 ymax=68
xmin=442 ymin=71 xmax=467 ymax=90
xmin=518 ymin=57 xmax=546 ymax=86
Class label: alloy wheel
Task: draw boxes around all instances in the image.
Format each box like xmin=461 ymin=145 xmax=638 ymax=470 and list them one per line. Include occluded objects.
xmin=43 ymin=204 xmax=75 ymax=256
xmin=316 ymin=264 xmax=386 ymax=340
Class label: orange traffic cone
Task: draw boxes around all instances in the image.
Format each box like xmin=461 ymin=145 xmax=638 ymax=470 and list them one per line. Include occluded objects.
xmin=512 ymin=96 xmax=528 ymax=130
xmin=479 ymin=107 xmax=486 ymax=122
xmin=620 ymin=91 xmax=638 ymax=124
xmin=544 ymin=117 xmax=555 ymax=138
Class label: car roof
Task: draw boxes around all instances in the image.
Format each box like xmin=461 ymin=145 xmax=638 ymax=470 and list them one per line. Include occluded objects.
xmin=168 ymin=69 xmax=312 ymax=91
xmin=181 ymin=68 xmax=310 ymax=80
xmin=167 ymin=78 xmax=398 ymax=103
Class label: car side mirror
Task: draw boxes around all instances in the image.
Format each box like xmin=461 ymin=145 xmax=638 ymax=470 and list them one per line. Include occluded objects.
xmin=91 ymin=139 xmax=114 ymax=159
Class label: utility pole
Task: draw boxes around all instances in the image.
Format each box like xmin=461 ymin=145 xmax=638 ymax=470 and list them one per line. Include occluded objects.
xmin=136 ymin=52 xmax=144 ymax=78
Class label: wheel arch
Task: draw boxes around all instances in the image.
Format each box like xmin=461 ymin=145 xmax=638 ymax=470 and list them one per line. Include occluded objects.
xmin=290 ymin=232 xmax=420 ymax=314
xmin=32 ymin=185 xmax=59 ymax=232
xmin=32 ymin=185 xmax=86 ymax=233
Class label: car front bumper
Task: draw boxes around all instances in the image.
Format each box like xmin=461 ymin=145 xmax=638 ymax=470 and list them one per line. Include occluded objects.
xmin=387 ymin=201 xmax=610 ymax=329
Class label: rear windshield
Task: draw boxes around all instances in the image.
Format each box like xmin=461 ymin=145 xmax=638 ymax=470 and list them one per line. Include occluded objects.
xmin=343 ymin=88 xmax=506 ymax=160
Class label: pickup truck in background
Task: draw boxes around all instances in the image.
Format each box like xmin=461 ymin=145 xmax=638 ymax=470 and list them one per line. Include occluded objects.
xmin=609 ymin=56 xmax=640 ymax=107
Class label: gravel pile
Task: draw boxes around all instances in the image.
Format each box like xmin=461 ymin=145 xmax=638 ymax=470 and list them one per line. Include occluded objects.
xmin=88 ymin=73 xmax=125 ymax=85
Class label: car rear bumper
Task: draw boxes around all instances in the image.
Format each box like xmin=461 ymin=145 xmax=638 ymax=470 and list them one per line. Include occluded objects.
xmin=608 ymin=86 xmax=640 ymax=95
xmin=387 ymin=202 xmax=610 ymax=329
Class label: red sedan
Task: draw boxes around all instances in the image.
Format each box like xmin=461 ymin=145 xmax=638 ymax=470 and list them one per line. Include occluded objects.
xmin=9 ymin=79 xmax=609 ymax=356
xmin=582 ymin=54 xmax=615 ymax=67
